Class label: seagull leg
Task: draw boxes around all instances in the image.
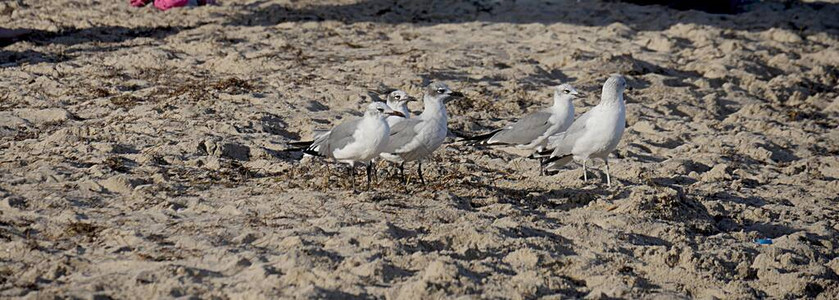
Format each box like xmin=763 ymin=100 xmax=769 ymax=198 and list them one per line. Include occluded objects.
xmin=399 ymin=162 xmax=406 ymax=184
xmin=370 ymin=160 xmax=376 ymax=183
xmin=605 ymin=158 xmax=611 ymax=188
xmin=539 ymin=157 xmax=545 ymax=176
xmin=418 ymin=161 xmax=426 ymax=186
xmin=582 ymin=159 xmax=588 ymax=182
xmin=366 ymin=163 xmax=373 ymax=191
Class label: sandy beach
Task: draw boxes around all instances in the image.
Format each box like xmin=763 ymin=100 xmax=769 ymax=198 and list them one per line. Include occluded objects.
xmin=1 ymin=0 xmax=838 ymax=298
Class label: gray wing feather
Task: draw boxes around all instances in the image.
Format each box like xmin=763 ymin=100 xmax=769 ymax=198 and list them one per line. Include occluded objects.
xmin=366 ymin=91 xmax=385 ymax=103
xmin=316 ymin=118 xmax=360 ymax=157
xmin=309 ymin=132 xmax=329 ymax=150
xmin=367 ymin=83 xmax=397 ymax=102
xmin=373 ymin=83 xmax=397 ymax=95
xmin=548 ymin=111 xmax=592 ymax=156
xmin=383 ymin=118 xmax=421 ymax=153
xmin=489 ymin=110 xmax=552 ymax=145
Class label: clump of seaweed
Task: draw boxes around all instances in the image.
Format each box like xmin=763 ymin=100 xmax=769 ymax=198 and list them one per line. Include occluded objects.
xmin=163 ymin=77 xmax=256 ymax=103
xmin=63 ymin=222 xmax=100 ymax=240
xmin=103 ymin=156 xmax=131 ymax=173
xmin=212 ymin=77 xmax=254 ymax=95
xmin=110 ymin=94 xmax=144 ymax=108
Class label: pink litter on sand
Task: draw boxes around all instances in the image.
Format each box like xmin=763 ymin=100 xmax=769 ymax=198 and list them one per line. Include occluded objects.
xmin=153 ymin=0 xmax=190 ymax=10
xmin=130 ymin=0 xmax=215 ymax=11
xmin=129 ymin=0 xmax=152 ymax=7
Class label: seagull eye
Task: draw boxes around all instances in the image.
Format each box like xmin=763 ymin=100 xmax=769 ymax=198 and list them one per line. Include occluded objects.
xmin=563 ymin=90 xmax=571 ymax=94
xmin=394 ymin=95 xmax=401 ymax=99
xmin=377 ymin=108 xmax=384 ymax=112
xmin=437 ymin=88 xmax=445 ymax=94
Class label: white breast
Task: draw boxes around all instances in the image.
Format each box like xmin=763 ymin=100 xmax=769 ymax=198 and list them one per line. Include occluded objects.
xmin=574 ymin=105 xmax=624 ymax=160
xmin=333 ymin=118 xmax=390 ymax=164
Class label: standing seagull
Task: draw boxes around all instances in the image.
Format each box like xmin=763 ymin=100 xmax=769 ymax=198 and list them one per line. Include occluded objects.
xmin=462 ymin=84 xmax=582 ymax=174
xmin=367 ymin=85 xmax=415 ymax=125
xmin=289 ymin=88 xmax=413 ymax=153
xmin=298 ymin=102 xmax=406 ymax=191
xmin=379 ymin=82 xmax=464 ymax=184
xmin=383 ymin=90 xmax=415 ymax=127
xmin=540 ymin=75 xmax=627 ymax=187
xmin=367 ymin=88 xmax=415 ymax=181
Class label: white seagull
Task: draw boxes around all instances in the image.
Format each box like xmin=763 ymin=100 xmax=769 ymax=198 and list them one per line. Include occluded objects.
xmin=379 ymin=82 xmax=464 ymax=184
xmin=383 ymin=89 xmax=415 ymax=127
xmin=364 ymin=88 xmax=416 ymax=181
xmin=540 ymin=74 xmax=627 ymax=187
xmin=288 ymin=88 xmax=413 ymax=156
xmin=295 ymin=102 xmax=406 ymax=191
xmin=463 ymin=83 xmax=582 ymax=174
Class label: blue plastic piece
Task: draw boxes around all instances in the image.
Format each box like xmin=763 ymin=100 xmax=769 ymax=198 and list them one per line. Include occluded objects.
xmin=756 ymin=238 xmax=773 ymax=245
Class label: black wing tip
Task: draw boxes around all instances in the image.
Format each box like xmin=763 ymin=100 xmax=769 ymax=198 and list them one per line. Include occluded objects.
xmin=302 ymin=149 xmax=323 ymax=157
xmin=289 ymin=140 xmax=314 ymax=147
xmin=458 ymin=129 xmax=503 ymax=144
xmin=528 ymin=148 xmax=553 ymax=159
xmin=541 ymin=154 xmax=571 ymax=166
xmin=283 ymin=140 xmax=315 ymax=152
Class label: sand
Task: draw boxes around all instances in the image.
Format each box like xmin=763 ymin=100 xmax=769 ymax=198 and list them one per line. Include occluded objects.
xmin=1 ymin=0 xmax=838 ymax=298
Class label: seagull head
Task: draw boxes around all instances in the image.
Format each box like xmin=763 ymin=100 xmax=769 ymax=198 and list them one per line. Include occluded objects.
xmin=603 ymin=74 xmax=627 ymax=96
xmin=367 ymin=102 xmax=405 ymax=119
xmin=386 ymin=90 xmax=415 ymax=109
xmin=599 ymin=74 xmax=628 ymax=105
xmin=425 ymin=82 xmax=464 ymax=102
xmin=554 ymin=83 xmax=583 ymax=99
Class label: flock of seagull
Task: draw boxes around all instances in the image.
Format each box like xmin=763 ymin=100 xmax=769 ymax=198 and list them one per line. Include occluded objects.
xmin=287 ymin=74 xmax=628 ymax=191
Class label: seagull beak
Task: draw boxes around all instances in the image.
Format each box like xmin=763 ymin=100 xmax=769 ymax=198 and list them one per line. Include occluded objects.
xmin=406 ymin=96 xmax=418 ymax=102
xmin=388 ymin=111 xmax=406 ymax=118
xmin=448 ymin=91 xmax=465 ymax=98
xmin=574 ymin=91 xmax=585 ymax=97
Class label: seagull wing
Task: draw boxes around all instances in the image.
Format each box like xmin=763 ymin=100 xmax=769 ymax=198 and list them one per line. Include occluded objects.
xmin=487 ymin=110 xmax=553 ymax=145
xmin=313 ymin=118 xmax=361 ymax=157
xmin=383 ymin=118 xmax=422 ymax=153
xmin=546 ymin=109 xmax=592 ymax=157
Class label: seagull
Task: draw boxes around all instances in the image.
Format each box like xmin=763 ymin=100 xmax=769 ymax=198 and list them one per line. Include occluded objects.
xmin=379 ymin=82 xmax=464 ymax=185
xmin=365 ymin=87 xmax=416 ymax=178
xmin=383 ymin=90 xmax=415 ymax=127
xmin=462 ymin=84 xmax=582 ymax=175
xmin=539 ymin=74 xmax=627 ymax=187
xmin=289 ymin=88 xmax=414 ymax=154
xmin=293 ymin=102 xmax=406 ymax=191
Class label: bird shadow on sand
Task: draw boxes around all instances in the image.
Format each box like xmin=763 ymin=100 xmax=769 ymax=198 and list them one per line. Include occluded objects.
xmin=458 ymin=180 xmax=618 ymax=212
xmin=452 ymin=224 xmax=577 ymax=263
xmin=1 ymin=26 xmax=188 ymax=67
xmin=299 ymin=287 xmax=374 ymax=300
xmin=0 ymin=49 xmax=62 ymax=67
xmin=420 ymin=67 xmax=576 ymax=90
xmin=25 ymin=26 xmax=187 ymax=46
xmin=642 ymin=176 xmax=810 ymax=241
xmin=260 ymin=113 xmax=302 ymax=140
xmin=703 ymin=191 xmax=804 ymax=238
xmin=223 ymin=0 xmax=839 ymax=36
